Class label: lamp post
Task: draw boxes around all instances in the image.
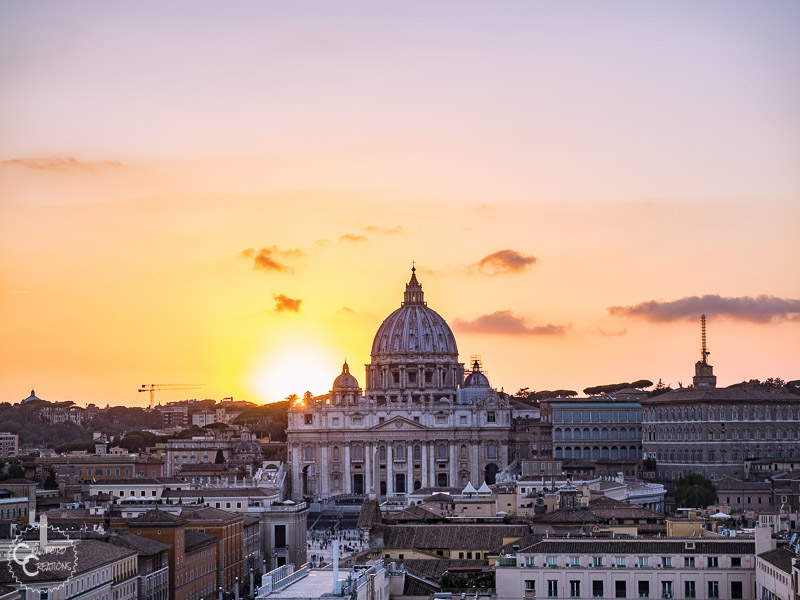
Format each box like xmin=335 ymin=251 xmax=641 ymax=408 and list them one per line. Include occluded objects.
xmin=249 ymin=569 xmax=254 ymax=600
xmin=235 ymin=576 xmax=239 ymax=600
xmin=218 ymin=586 xmax=222 ymax=600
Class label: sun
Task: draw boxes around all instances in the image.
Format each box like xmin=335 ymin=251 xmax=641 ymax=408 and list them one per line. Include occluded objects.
xmin=250 ymin=338 xmax=341 ymax=404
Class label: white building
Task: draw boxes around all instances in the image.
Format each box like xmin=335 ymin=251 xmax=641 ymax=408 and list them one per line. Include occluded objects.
xmin=287 ymin=268 xmax=512 ymax=501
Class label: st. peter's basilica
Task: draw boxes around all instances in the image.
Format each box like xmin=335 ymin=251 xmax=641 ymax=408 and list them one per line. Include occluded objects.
xmin=287 ymin=267 xmax=511 ymax=500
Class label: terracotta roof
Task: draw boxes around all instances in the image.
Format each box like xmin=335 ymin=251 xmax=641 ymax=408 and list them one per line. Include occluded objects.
xmin=397 ymin=559 xmax=488 ymax=580
xmin=185 ymin=530 xmax=217 ymax=553
xmin=383 ymin=524 xmax=529 ymax=551
xmin=389 ymin=504 xmax=443 ymax=522
xmin=109 ymin=532 xmax=172 ymax=556
xmin=715 ymin=477 xmax=771 ymax=491
xmin=535 ymin=497 xmax=662 ymax=524
xmin=181 ymin=506 xmax=242 ymax=522
xmin=759 ymin=547 xmax=795 ymax=573
xmin=128 ymin=509 xmax=187 ymax=526
xmin=643 ymin=386 xmax=798 ymax=404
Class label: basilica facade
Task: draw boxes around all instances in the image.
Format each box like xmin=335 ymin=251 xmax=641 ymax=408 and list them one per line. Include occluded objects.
xmin=287 ymin=268 xmax=512 ymax=500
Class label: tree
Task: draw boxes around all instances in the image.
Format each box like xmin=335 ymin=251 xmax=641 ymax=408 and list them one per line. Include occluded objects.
xmin=7 ymin=462 xmax=25 ymax=479
xmin=43 ymin=468 xmax=58 ymax=490
xmin=675 ymin=474 xmax=716 ymax=508
xmin=214 ymin=449 xmax=225 ymax=464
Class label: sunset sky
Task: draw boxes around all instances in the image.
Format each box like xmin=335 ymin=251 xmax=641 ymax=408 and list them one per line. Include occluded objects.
xmin=2 ymin=2 xmax=799 ymax=408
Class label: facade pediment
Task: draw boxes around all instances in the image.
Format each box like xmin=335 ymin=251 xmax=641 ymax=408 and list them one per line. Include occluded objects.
xmin=371 ymin=416 xmax=428 ymax=431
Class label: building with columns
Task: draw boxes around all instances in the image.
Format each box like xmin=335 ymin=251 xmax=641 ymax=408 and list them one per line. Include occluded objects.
xmin=287 ymin=268 xmax=512 ymax=501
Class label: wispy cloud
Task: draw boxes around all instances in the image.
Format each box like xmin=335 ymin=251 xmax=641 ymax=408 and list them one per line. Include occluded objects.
xmin=608 ymin=295 xmax=800 ymax=323
xmin=472 ymin=249 xmax=538 ymax=275
xmin=240 ymin=246 xmax=301 ymax=272
xmin=452 ymin=310 xmax=567 ymax=336
xmin=594 ymin=327 xmax=627 ymax=337
xmin=364 ymin=225 xmax=403 ymax=235
xmin=339 ymin=234 xmax=367 ymax=243
xmin=1 ymin=157 xmax=124 ymax=172
xmin=273 ymin=294 xmax=302 ymax=312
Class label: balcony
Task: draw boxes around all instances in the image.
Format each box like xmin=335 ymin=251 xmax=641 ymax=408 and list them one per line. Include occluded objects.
xmin=496 ymin=557 xmax=517 ymax=567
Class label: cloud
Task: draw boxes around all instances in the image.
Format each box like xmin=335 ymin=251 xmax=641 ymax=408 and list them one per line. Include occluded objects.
xmin=473 ymin=249 xmax=538 ymax=275
xmin=1 ymin=157 xmax=124 ymax=172
xmin=594 ymin=327 xmax=627 ymax=337
xmin=273 ymin=294 xmax=302 ymax=312
xmin=364 ymin=225 xmax=403 ymax=235
xmin=339 ymin=234 xmax=367 ymax=243
xmin=452 ymin=310 xmax=567 ymax=336
xmin=240 ymin=246 xmax=300 ymax=272
xmin=607 ymin=294 xmax=800 ymax=323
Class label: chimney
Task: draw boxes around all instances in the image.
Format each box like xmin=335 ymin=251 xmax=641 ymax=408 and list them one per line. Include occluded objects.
xmin=755 ymin=523 xmax=776 ymax=554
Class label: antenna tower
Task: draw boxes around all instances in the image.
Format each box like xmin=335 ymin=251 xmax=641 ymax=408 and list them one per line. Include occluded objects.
xmin=700 ymin=314 xmax=709 ymax=364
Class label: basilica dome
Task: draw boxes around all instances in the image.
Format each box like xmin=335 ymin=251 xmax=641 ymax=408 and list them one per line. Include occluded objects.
xmin=332 ymin=361 xmax=360 ymax=390
xmin=370 ymin=267 xmax=458 ymax=359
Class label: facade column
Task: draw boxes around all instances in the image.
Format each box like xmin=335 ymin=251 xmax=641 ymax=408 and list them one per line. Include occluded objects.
xmin=421 ymin=443 xmax=429 ymax=489
xmin=366 ymin=443 xmax=373 ymax=495
xmin=407 ymin=442 xmax=414 ymax=494
xmin=429 ymin=441 xmax=436 ymax=487
xmin=471 ymin=442 xmax=480 ymax=484
xmin=449 ymin=443 xmax=457 ymax=488
xmin=501 ymin=441 xmax=509 ymax=469
xmin=386 ymin=444 xmax=394 ymax=496
xmin=344 ymin=444 xmax=351 ymax=494
xmin=320 ymin=445 xmax=329 ymax=498
xmin=291 ymin=445 xmax=301 ymax=500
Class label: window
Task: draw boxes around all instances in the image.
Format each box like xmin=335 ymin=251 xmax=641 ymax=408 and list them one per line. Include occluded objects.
xmin=592 ymin=556 xmax=603 ymax=567
xmin=684 ymin=557 xmax=695 ymax=568
xmin=524 ymin=556 xmax=535 ymax=567
xmin=638 ymin=581 xmax=649 ymax=598
xmin=731 ymin=581 xmax=743 ymax=599
xmin=615 ymin=581 xmax=627 ymax=598
xmin=638 ymin=556 xmax=649 ymax=567
xmin=569 ymin=581 xmax=580 ymax=598
xmin=731 ymin=557 xmax=741 ymax=568
xmin=685 ymin=581 xmax=696 ymax=599
xmin=460 ymin=415 xmax=467 ymax=425
xmin=488 ymin=443 xmax=497 ymax=459
xmin=547 ymin=580 xmax=558 ymax=597
xmin=708 ymin=581 xmax=719 ymax=598
xmin=660 ymin=556 xmax=671 ymax=568
xmin=592 ymin=580 xmax=604 ymax=598
xmin=437 ymin=444 xmax=447 ymax=459
xmin=305 ymin=414 xmax=313 ymax=424
xmin=661 ymin=581 xmax=672 ymax=599
xmin=525 ymin=580 xmax=536 ymax=593
xmin=546 ymin=556 xmax=558 ymax=567
xmin=569 ymin=556 xmax=580 ymax=567
xmin=707 ymin=556 xmax=718 ymax=568
xmin=614 ymin=556 xmax=626 ymax=568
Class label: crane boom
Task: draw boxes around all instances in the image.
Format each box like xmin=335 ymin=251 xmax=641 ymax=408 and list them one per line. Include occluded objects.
xmin=139 ymin=383 xmax=205 ymax=409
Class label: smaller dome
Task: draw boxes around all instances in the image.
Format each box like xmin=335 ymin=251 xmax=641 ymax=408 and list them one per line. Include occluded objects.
xmin=462 ymin=360 xmax=490 ymax=388
xmin=333 ymin=361 xmax=359 ymax=390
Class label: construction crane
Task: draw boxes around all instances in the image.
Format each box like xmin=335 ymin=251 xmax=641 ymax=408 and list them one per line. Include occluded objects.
xmin=139 ymin=384 xmax=205 ymax=409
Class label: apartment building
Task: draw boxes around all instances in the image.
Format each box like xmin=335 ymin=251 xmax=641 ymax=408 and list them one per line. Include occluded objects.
xmin=0 ymin=433 xmax=18 ymax=459
xmin=496 ymin=537 xmax=755 ymax=600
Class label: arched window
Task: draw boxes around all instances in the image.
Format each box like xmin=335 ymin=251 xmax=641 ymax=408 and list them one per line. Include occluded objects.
xmin=564 ymin=447 xmax=573 ymax=458
xmin=610 ymin=427 xmax=618 ymax=440
xmin=437 ymin=444 xmax=447 ymax=459
xmin=379 ymin=445 xmax=386 ymax=461
xmin=564 ymin=428 xmax=572 ymax=440
xmin=583 ymin=428 xmax=590 ymax=439
xmin=333 ymin=446 xmax=340 ymax=461
xmin=592 ymin=447 xmax=600 ymax=459
xmin=487 ymin=443 xmax=497 ymax=459
xmin=592 ymin=427 xmax=600 ymax=440
xmin=304 ymin=446 xmax=313 ymax=461
xmin=601 ymin=427 xmax=609 ymax=440
xmin=583 ymin=447 xmax=591 ymax=459
xmin=413 ymin=445 xmax=421 ymax=461
xmin=353 ymin=445 xmax=363 ymax=460
xmin=555 ymin=447 xmax=563 ymax=459
xmin=554 ymin=428 xmax=563 ymax=441
xmin=396 ymin=444 xmax=405 ymax=460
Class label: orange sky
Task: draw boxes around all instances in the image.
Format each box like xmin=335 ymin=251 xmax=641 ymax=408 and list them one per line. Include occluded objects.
xmin=1 ymin=3 xmax=799 ymax=407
